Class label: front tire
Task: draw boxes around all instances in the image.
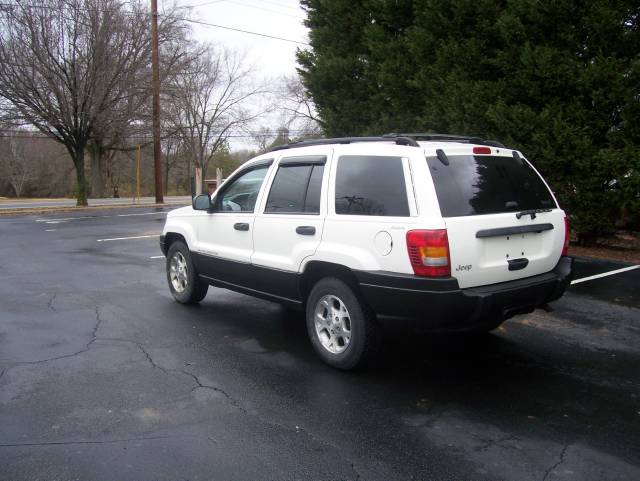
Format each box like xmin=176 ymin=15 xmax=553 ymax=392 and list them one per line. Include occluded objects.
xmin=166 ymin=241 xmax=208 ymax=304
xmin=305 ymin=277 xmax=379 ymax=370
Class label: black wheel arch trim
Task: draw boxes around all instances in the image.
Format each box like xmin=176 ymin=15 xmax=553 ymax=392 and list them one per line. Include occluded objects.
xmin=161 ymin=232 xmax=189 ymax=256
xmin=159 ymin=234 xmax=166 ymax=255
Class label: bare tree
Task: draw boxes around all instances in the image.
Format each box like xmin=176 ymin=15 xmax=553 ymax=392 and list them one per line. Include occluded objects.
xmin=253 ymin=126 xmax=274 ymax=154
xmin=162 ymin=134 xmax=183 ymax=195
xmin=167 ymin=44 xmax=267 ymax=194
xmin=87 ymin=7 xmax=192 ymax=198
xmin=0 ymin=0 xmax=166 ymax=205
xmin=0 ymin=136 xmax=33 ymax=197
xmin=278 ymin=75 xmax=323 ymax=137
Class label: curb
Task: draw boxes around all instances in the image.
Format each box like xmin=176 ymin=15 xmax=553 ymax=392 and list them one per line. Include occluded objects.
xmin=0 ymin=202 xmax=189 ymax=217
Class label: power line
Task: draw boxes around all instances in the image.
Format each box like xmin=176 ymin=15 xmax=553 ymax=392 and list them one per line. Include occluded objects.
xmin=214 ymin=0 xmax=305 ymax=20
xmin=187 ymin=0 xmax=302 ymax=14
xmin=0 ymin=128 xmax=319 ymax=133
xmin=185 ymin=0 xmax=228 ymax=8
xmin=162 ymin=13 xmax=309 ymax=45
xmin=250 ymin=0 xmax=302 ymax=13
xmin=0 ymin=130 xmax=320 ymax=139
xmin=0 ymin=2 xmax=310 ymax=46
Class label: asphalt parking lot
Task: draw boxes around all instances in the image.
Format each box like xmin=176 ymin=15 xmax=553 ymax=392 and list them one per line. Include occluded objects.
xmin=1 ymin=207 xmax=639 ymax=481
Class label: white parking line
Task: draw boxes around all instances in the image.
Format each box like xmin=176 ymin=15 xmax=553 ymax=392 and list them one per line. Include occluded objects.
xmin=150 ymin=255 xmax=164 ymax=259
xmin=571 ymin=265 xmax=639 ymax=285
xmin=36 ymin=216 xmax=97 ymax=222
xmin=36 ymin=211 xmax=167 ymax=222
xmin=97 ymin=235 xmax=158 ymax=242
xmin=117 ymin=212 xmax=168 ymax=217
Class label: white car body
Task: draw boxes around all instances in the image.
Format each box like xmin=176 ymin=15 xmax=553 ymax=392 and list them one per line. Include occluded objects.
xmin=161 ymin=136 xmax=572 ymax=336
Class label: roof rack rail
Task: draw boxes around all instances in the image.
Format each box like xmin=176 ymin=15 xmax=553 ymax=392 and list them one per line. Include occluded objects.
xmin=387 ymin=133 xmax=505 ymax=148
xmin=268 ymin=135 xmax=419 ymax=152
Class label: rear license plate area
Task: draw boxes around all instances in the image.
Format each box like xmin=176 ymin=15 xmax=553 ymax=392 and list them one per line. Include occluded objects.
xmin=483 ymin=232 xmax=541 ymax=262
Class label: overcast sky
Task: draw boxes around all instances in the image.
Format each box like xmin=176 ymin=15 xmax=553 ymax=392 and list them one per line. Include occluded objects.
xmin=172 ymin=0 xmax=309 ymax=150
xmin=181 ymin=0 xmax=309 ymax=79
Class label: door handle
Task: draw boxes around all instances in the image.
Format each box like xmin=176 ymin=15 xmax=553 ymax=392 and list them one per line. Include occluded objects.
xmin=508 ymin=258 xmax=529 ymax=271
xmin=296 ymin=226 xmax=316 ymax=236
xmin=234 ymin=223 xmax=250 ymax=231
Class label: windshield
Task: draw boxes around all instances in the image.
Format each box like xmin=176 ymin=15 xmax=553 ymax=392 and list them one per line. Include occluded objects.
xmin=426 ymin=154 xmax=557 ymax=217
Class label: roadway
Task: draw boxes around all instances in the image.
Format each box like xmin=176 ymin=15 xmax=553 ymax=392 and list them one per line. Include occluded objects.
xmin=0 ymin=207 xmax=638 ymax=480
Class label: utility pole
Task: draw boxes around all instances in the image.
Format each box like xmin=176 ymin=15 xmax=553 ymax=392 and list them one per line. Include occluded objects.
xmin=151 ymin=0 xmax=163 ymax=203
xmin=136 ymin=145 xmax=141 ymax=201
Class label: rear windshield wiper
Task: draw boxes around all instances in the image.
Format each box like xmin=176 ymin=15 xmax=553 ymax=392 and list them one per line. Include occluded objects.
xmin=435 ymin=149 xmax=449 ymax=166
xmin=516 ymin=208 xmax=552 ymax=220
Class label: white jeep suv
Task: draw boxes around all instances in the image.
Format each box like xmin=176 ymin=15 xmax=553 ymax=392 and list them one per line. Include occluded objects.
xmin=160 ymin=134 xmax=573 ymax=369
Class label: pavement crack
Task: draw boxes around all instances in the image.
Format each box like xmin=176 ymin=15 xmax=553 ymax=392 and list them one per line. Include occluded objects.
xmin=47 ymin=292 xmax=57 ymax=312
xmin=0 ymin=435 xmax=171 ymax=448
xmin=542 ymin=443 xmax=569 ymax=481
xmin=291 ymin=424 xmax=365 ymax=480
xmin=135 ymin=343 xmax=168 ymax=374
xmin=83 ymin=336 xmax=170 ymax=375
xmin=351 ymin=462 xmax=362 ymax=481
xmin=184 ymin=341 xmax=365 ymax=469
xmin=91 ymin=306 xmax=104 ymax=344
xmin=1 ymin=305 xmax=104 ymax=369
xmin=179 ymin=369 xmax=247 ymax=413
xmin=476 ymin=433 xmax=520 ymax=452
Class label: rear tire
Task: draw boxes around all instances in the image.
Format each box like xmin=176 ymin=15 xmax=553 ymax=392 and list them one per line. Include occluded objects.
xmin=305 ymin=277 xmax=379 ymax=370
xmin=166 ymin=241 xmax=208 ymax=304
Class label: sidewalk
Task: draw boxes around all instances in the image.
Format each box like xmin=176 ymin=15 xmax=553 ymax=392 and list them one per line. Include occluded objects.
xmin=0 ymin=196 xmax=191 ymax=215
xmin=0 ymin=196 xmax=190 ymax=209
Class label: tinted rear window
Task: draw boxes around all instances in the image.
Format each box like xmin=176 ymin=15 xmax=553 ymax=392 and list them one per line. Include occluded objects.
xmin=335 ymin=156 xmax=409 ymax=216
xmin=427 ymin=155 xmax=556 ymax=217
xmin=304 ymin=164 xmax=324 ymax=214
xmin=266 ymin=164 xmax=312 ymax=213
xmin=265 ymin=163 xmax=324 ymax=214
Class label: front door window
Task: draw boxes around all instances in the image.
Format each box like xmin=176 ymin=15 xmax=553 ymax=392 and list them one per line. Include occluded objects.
xmin=216 ymin=166 xmax=269 ymax=213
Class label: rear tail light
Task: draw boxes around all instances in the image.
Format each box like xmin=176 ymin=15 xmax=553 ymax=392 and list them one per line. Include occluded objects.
xmin=406 ymin=229 xmax=451 ymax=277
xmin=562 ymin=216 xmax=570 ymax=256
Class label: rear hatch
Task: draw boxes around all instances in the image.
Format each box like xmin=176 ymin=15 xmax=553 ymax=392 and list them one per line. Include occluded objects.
xmin=426 ymin=149 xmax=565 ymax=288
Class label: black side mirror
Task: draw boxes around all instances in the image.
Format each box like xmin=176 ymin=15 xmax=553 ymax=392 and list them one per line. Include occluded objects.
xmin=192 ymin=194 xmax=212 ymax=211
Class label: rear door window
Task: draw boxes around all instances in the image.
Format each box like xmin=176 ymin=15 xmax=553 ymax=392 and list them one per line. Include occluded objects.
xmin=335 ymin=156 xmax=410 ymax=216
xmin=304 ymin=164 xmax=324 ymax=214
xmin=427 ymin=155 xmax=556 ymax=217
xmin=265 ymin=156 xmax=325 ymax=214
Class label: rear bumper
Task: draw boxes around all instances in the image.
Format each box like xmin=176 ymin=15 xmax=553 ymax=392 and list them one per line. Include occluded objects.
xmin=355 ymin=256 xmax=573 ymax=331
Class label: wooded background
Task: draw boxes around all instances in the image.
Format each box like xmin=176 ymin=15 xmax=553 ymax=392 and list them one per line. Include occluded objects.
xmin=0 ymin=0 xmax=637 ymax=242
xmin=0 ymin=0 xmax=317 ymax=202
xmin=297 ymin=0 xmax=639 ymax=241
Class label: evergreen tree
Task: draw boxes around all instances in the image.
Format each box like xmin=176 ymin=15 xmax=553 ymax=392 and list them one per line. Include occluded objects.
xmin=297 ymin=0 xmax=640 ymax=240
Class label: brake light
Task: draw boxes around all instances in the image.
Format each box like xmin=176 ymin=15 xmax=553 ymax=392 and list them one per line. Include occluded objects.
xmin=562 ymin=216 xmax=570 ymax=256
xmin=473 ymin=146 xmax=492 ymax=155
xmin=406 ymin=230 xmax=451 ymax=277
